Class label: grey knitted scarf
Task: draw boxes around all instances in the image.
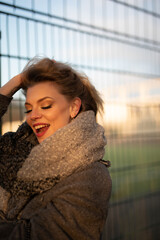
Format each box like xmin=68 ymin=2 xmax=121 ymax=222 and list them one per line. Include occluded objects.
xmin=0 ymin=110 xmax=107 ymax=216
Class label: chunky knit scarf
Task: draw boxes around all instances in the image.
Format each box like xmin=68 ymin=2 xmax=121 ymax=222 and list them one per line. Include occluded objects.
xmin=0 ymin=110 xmax=107 ymax=217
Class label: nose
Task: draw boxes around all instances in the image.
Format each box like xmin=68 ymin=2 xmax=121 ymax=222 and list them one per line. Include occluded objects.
xmin=30 ymin=108 xmax=42 ymax=121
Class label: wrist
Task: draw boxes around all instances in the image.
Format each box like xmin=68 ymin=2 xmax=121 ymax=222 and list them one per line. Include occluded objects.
xmin=0 ymin=74 xmax=22 ymax=97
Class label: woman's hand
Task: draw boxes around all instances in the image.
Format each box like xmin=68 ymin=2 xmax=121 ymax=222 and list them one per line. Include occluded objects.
xmin=0 ymin=74 xmax=22 ymax=97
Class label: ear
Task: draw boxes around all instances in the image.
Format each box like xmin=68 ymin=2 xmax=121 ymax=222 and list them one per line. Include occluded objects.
xmin=70 ymin=97 xmax=82 ymax=118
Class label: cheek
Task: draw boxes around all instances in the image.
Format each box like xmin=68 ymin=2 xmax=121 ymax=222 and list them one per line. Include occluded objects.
xmin=45 ymin=112 xmax=55 ymax=122
xmin=49 ymin=109 xmax=70 ymax=125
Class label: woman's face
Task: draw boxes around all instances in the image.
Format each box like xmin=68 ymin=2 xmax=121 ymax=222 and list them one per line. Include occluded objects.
xmin=25 ymin=81 xmax=75 ymax=143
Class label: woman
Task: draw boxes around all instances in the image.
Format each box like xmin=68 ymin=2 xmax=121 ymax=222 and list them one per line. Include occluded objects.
xmin=0 ymin=57 xmax=111 ymax=240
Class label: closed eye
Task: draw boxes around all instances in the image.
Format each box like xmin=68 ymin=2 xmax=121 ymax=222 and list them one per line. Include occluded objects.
xmin=24 ymin=109 xmax=32 ymax=114
xmin=41 ymin=105 xmax=52 ymax=109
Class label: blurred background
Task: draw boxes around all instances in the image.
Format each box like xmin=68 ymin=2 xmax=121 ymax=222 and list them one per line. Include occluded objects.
xmin=0 ymin=0 xmax=160 ymax=239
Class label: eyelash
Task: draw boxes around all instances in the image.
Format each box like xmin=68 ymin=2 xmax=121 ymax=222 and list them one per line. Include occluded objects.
xmin=24 ymin=110 xmax=32 ymax=114
xmin=41 ymin=105 xmax=52 ymax=109
xmin=24 ymin=105 xmax=52 ymax=114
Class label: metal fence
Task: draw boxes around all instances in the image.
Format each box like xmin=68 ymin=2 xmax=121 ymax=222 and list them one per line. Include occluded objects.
xmin=0 ymin=0 xmax=160 ymax=239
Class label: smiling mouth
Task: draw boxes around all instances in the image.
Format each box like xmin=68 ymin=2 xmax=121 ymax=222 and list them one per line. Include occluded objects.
xmin=34 ymin=124 xmax=50 ymax=137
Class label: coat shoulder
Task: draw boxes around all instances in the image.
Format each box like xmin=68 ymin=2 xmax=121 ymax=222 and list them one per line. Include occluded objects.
xmin=81 ymin=161 xmax=112 ymax=200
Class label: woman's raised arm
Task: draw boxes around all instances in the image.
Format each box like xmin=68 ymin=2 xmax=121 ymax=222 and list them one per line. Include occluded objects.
xmin=0 ymin=74 xmax=22 ymax=98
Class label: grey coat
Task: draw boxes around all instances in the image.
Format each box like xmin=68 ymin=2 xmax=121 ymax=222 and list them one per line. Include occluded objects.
xmin=0 ymin=94 xmax=112 ymax=240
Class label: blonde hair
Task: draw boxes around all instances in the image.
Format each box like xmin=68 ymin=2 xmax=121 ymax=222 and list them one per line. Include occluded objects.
xmin=22 ymin=57 xmax=103 ymax=116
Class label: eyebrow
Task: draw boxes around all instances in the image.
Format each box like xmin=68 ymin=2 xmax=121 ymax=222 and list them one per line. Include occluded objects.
xmin=25 ymin=97 xmax=54 ymax=106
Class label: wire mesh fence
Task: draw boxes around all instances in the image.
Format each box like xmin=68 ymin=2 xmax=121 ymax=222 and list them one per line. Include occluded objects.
xmin=0 ymin=0 xmax=160 ymax=239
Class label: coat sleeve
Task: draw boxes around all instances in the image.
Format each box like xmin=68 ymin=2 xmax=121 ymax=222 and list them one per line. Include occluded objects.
xmin=0 ymin=94 xmax=12 ymax=119
xmin=0 ymin=163 xmax=112 ymax=240
xmin=0 ymin=94 xmax=15 ymax=163
xmin=0 ymin=93 xmax=14 ymax=153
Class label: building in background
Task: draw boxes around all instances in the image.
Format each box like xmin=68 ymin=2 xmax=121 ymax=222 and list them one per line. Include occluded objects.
xmin=0 ymin=0 xmax=160 ymax=239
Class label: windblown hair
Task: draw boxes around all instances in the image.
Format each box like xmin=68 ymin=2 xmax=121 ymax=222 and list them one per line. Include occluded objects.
xmin=22 ymin=57 xmax=103 ymax=116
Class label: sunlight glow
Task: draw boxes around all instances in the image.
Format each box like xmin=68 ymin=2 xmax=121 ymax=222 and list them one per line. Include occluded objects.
xmin=104 ymin=103 xmax=128 ymax=123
